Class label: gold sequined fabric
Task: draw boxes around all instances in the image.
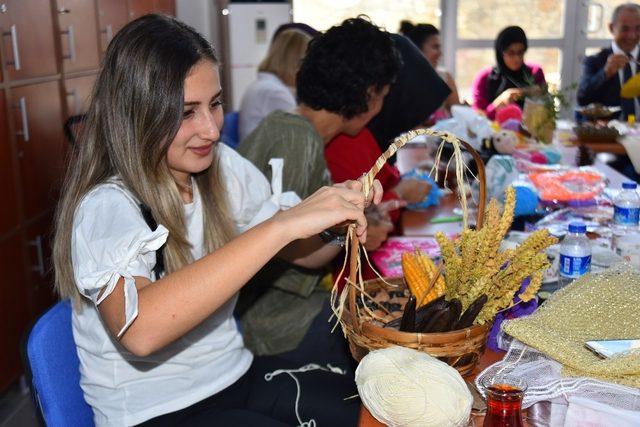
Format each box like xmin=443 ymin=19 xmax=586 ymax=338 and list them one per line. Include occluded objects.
xmin=503 ymin=264 xmax=640 ymax=388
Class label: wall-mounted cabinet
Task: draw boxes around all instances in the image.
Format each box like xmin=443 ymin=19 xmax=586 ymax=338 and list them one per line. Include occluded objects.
xmin=129 ymin=0 xmax=175 ymax=20
xmin=64 ymin=74 xmax=96 ymax=118
xmin=55 ymin=0 xmax=101 ymax=73
xmin=0 ymin=0 xmax=59 ymax=80
xmin=25 ymin=213 xmax=57 ymax=318
xmin=96 ymin=0 xmax=128 ymax=54
xmin=0 ymin=0 xmax=175 ymax=393
xmin=11 ymin=81 xmax=65 ymax=220
xmin=0 ymin=234 xmax=30 ymax=392
xmin=0 ymin=90 xmax=19 ymax=235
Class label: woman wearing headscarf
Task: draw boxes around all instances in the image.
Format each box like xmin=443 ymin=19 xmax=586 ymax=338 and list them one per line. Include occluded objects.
xmin=472 ymin=26 xmax=546 ymax=120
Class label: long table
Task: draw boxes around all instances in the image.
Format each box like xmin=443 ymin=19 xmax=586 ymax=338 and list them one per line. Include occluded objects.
xmin=355 ymin=144 xmax=631 ymax=426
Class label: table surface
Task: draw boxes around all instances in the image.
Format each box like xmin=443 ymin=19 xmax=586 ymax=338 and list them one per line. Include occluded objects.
xmin=357 ymin=143 xmax=628 ymax=426
xmin=577 ymin=139 xmax=627 ymax=155
xmin=401 ymin=193 xmax=463 ymax=237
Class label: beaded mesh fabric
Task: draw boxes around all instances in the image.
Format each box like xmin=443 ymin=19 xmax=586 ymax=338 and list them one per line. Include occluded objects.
xmin=503 ymin=264 xmax=640 ymax=388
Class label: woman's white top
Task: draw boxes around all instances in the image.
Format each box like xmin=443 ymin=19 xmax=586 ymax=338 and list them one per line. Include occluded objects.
xmin=239 ymin=72 xmax=296 ymax=141
xmin=71 ymin=144 xmax=291 ymax=426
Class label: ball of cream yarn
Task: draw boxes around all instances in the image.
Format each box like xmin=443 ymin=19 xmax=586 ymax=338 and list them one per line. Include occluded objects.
xmin=355 ymin=346 xmax=472 ymax=427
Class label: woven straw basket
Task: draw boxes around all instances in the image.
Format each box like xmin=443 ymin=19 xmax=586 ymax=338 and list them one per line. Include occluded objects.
xmin=341 ymin=129 xmax=490 ymax=376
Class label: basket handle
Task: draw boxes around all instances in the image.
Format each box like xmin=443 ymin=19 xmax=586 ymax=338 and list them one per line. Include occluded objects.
xmin=347 ymin=130 xmax=487 ymax=332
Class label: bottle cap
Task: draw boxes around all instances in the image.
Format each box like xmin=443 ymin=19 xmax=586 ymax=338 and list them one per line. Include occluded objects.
xmin=568 ymin=222 xmax=587 ymax=233
xmin=622 ymin=181 xmax=638 ymax=189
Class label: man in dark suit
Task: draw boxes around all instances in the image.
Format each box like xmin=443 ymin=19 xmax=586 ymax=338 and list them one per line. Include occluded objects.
xmin=578 ymin=3 xmax=640 ymax=120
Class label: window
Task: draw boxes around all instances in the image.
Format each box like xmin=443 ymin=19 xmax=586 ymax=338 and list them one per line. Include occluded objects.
xmin=291 ymin=0 xmax=632 ymax=116
xmin=457 ymin=0 xmax=564 ymax=39
xmin=587 ymin=0 xmax=631 ymax=40
xmin=292 ymin=0 xmax=441 ymax=33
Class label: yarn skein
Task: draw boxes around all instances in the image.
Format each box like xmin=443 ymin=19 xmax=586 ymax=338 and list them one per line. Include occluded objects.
xmin=356 ymin=346 xmax=472 ymax=427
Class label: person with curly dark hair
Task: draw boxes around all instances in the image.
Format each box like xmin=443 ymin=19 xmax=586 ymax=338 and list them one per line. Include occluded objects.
xmin=237 ymin=17 xmax=400 ymax=362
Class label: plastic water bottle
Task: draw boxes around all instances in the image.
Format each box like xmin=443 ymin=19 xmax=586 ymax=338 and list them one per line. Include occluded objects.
xmin=613 ymin=182 xmax=640 ymax=229
xmin=558 ymin=222 xmax=591 ymax=288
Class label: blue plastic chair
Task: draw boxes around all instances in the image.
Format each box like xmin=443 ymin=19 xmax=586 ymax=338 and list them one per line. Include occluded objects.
xmin=24 ymin=300 xmax=94 ymax=427
xmin=221 ymin=111 xmax=240 ymax=149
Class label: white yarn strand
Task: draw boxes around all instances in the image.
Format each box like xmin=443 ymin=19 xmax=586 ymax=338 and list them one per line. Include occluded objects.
xmin=264 ymin=363 xmax=347 ymax=427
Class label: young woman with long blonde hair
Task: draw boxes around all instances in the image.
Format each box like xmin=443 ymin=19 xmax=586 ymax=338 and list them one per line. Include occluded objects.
xmin=53 ymin=14 xmax=379 ymax=426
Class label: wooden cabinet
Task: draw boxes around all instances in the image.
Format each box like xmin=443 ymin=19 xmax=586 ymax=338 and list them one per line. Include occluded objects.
xmin=0 ymin=0 xmax=175 ymax=394
xmin=128 ymin=0 xmax=156 ymax=20
xmin=55 ymin=0 xmax=101 ymax=73
xmin=0 ymin=90 xmax=20 ymax=235
xmin=64 ymin=74 xmax=95 ymax=117
xmin=0 ymin=0 xmax=59 ymax=80
xmin=155 ymin=0 xmax=176 ymax=16
xmin=128 ymin=0 xmax=174 ymax=20
xmin=11 ymin=81 xmax=65 ymax=220
xmin=0 ymin=234 xmax=30 ymax=391
xmin=25 ymin=214 xmax=57 ymax=318
xmin=96 ymin=0 xmax=128 ymax=53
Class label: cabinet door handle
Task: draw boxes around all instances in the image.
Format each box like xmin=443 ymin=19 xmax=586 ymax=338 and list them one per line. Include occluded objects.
xmin=2 ymin=24 xmax=21 ymax=70
xmin=66 ymin=88 xmax=78 ymax=115
xmin=29 ymin=235 xmax=45 ymax=278
xmin=15 ymin=96 xmax=30 ymax=142
xmin=61 ymin=25 xmax=76 ymax=62
xmin=100 ymin=24 xmax=113 ymax=42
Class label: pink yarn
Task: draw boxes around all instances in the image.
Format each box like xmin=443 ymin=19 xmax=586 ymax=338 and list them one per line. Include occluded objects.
xmin=495 ymin=104 xmax=522 ymax=124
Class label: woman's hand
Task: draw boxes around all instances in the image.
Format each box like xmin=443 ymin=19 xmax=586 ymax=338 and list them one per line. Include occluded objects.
xmin=491 ymin=88 xmax=524 ymax=109
xmin=393 ymin=178 xmax=431 ymax=204
xmin=272 ymin=184 xmax=367 ymax=243
xmin=335 ymin=178 xmax=384 ymax=207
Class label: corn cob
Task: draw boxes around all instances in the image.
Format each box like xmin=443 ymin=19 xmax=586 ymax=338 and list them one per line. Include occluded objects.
xmin=401 ymin=248 xmax=445 ymax=307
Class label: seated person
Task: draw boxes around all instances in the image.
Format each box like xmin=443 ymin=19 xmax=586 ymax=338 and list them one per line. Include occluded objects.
xmin=368 ymin=34 xmax=451 ymax=154
xmin=401 ymin=21 xmax=460 ymax=122
xmin=472 ymin=26 xmax=546 ymax=120
xmin=237 ymin=17 xmax=400 ymax=357
xmin=578 ymin=3 xmax=640 ymax=120
xmin=239 ymin=26 xmax=314 ymax=141
xmin=326 ymin=33 xmax=451 ymax=227
xmin=54 ymin=14 xmax=377 ymax=426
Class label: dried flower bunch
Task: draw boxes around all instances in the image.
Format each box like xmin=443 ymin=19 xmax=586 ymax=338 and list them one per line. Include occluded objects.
xmin=435 ymin=187 xmax=558 ymax=324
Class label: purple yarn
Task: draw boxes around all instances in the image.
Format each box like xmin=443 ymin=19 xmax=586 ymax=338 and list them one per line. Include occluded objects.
xmin=500 ymin=118 xmax=521 ymax=132
xmin=487 ymin=277 xmax=538 ymax=351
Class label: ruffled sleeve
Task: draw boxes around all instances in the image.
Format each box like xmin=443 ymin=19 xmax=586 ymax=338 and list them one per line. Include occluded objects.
xmin=71 ymin=184 xmax=168 ymax=337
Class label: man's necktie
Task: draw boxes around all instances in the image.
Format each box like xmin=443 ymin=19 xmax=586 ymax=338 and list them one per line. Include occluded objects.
xmin=622 ymin=53 xmax=636 ymax=119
